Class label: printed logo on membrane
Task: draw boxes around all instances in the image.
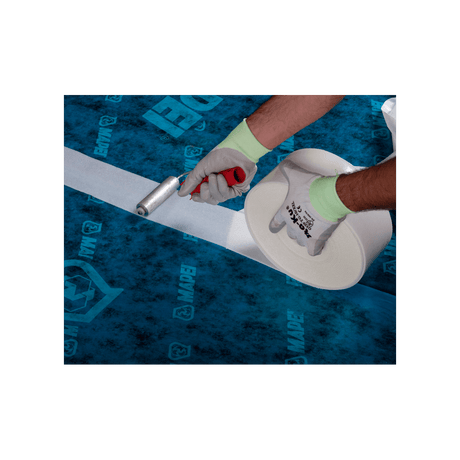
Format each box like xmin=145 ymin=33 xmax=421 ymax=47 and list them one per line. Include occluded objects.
xmin=64 ymin=339 xmax=78 ymax=357
xmin=168 ymin=342 xmax=191 ymax=361
xmin=372 ymin=128 xmax=390 ymax=139
xmin=105 ymin=96 xmax=123 ymax=103
xmin=184 ymin=146 xmax=203 ymax=158
xmin=194 ymin=120 xmax=206 ymax=131
xmin=99 ymin=115 xmax=117 ymax=127
xmin=64 ymin=260 xmax=123 ymax=323
xmin=173 ymin=306 xmax=195 ymax=321
xmin=82 ymin=221 xmax=102 ymax=235
xmin=383 ymin=260 xmax=396 ymax=275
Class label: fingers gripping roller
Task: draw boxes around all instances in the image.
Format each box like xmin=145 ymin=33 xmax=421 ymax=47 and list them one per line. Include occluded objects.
xmin=136 ymin=167 xmax=246 ymax=217
xmin=189 ymin=167 xmax=246 ymax=198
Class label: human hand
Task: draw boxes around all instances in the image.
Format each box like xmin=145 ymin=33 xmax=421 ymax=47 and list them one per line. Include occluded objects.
xmin=269 ymin=160 xmax=345 ymax=256
xmin=177 ymin=147 xmax=257 ymax=205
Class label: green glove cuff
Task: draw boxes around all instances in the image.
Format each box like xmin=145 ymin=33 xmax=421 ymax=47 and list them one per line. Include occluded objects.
xmin=309 ymin=175 xmax=355 ymax=222
xmin=217 ymin=119 xmax=271 ymax=163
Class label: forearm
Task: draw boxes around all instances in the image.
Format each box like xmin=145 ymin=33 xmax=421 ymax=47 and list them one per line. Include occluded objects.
xmin=247 ymin=95 xmax=345 ymax=149
xmin=336 ymin=157 xmax=396 ymax=212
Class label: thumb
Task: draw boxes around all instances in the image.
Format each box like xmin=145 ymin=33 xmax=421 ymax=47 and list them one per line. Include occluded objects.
xmin=306 ymin=238 xmax=326 ymax=257
xmin=177 ymin=172 xmax=203 ymax=197
xmin=269 ymin=210 xmax=286 ymax=234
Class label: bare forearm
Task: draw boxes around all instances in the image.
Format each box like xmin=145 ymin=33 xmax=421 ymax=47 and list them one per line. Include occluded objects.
xmin=336 ymin=157 xmax=396 ymax=211
xmin=246 ymin=95 xmax=345 ymax=149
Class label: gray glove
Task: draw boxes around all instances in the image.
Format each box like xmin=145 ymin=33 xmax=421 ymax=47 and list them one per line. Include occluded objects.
xmin=269 ymin=160 xmax=345 ymax=256
xmin=177 ymin=147 xmax=257 ymax=205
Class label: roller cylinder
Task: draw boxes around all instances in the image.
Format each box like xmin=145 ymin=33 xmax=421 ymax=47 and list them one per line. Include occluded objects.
xmin=136 ymin=176 xmax=179 ymax=216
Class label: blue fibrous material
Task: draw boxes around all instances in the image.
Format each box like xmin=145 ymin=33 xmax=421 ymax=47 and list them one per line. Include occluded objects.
xmin=64 ymin=95 xmax=396 ymax=364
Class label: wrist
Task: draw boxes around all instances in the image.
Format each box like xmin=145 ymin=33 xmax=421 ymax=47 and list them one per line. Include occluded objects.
xmin=309 ymin=175 xmax=355 ymax=222
xmin=217 ymin=119 xmax=271 ymax=163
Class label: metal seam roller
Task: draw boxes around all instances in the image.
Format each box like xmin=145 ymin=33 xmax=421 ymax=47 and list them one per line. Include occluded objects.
xmin=136 ymin=167 xmax=246 ymax=217
xmin=136 ymin=171 xmax=191 ymax=217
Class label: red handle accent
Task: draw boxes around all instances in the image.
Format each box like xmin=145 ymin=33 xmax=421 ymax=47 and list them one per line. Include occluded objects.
xmin=188 ymin=167 xmax=246 ymax=197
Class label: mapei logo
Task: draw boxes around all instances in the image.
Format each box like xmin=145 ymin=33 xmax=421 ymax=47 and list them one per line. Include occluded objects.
xmin=184 ymin=146 xmax=204 ymax=171
xmin=64 ymin=339 xmax=78 ymax=357
xmin=285 ymin=356 xmax=308 ymax=364
xmin=82 ymin=221 xmax=102 ymax=235
xmin=99 ymin=115 xmax=117 ymax=127
xmin=184 ymin=146 xmax=203 ymax=158
xmin=168 ymin=342 xmax=191 ymax=361
xmin=173 ymin=305 xmax=194 ymax=321
xmin=105 ymin=95 xmax=123 ymax=103
xmin=383 ymin=259 xmax=396 ymax=275
xmin=64 ymin=260 xmax=123 ymax=323
xmin=372 ymin=128 xmax=390 ymax=139
xmin=194 ymin=120 xmax=206 ymax=132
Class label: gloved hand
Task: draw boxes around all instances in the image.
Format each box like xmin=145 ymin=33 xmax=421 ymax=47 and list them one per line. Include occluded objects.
xmin=178 ymin=119 xmax=271 ymax=204
xmin=177 ymin=147 xmax=257 ymax=205
xmin=269 ymin=160 xmax=353 ymax=256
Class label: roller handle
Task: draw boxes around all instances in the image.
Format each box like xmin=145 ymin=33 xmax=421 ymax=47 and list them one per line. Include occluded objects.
xmin=187 ymin=167 xmax=246 ymax=197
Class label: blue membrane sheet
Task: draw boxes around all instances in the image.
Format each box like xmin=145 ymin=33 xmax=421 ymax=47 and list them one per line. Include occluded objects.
xmin=64 ymin=95 xmax=396 ymax=364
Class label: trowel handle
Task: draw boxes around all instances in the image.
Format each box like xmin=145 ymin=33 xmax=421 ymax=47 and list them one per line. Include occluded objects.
xmin=189 ymin=167 xmax=246 ymax=197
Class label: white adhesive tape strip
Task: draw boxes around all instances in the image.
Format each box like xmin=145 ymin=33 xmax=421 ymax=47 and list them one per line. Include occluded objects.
xmin=64 ymin=147 xmax=276 ymax=270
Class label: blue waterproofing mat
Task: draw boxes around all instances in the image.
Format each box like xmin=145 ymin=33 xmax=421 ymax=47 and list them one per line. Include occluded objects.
xmin=64 ymin=95 xmax=396 ymax=364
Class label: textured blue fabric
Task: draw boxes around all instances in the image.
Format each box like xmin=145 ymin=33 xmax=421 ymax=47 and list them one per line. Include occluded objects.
xmin=64 ymin=95 xmax=396 ymax=364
